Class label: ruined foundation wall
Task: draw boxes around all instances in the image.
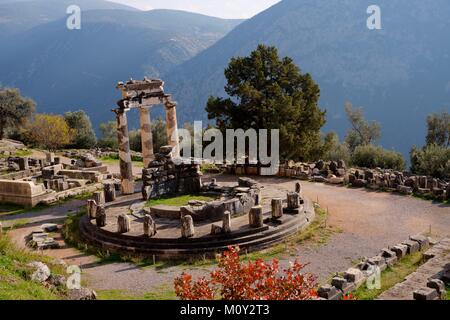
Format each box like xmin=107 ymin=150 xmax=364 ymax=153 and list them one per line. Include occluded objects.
xmin=0 ymin=180 xmax=51 ymax=207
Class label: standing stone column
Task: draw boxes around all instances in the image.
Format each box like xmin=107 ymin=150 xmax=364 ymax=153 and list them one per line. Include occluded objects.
xmin=93 ymin=191 xmax=105 ymax=206
xmin=181 ymin=215 xmax=195 ymax=238
xmin=223 ymin=211 xmax=232 ymax=234
xmin=165 ymin=101 xmax=180 ymax=158
xmin=87 ymin=200 xmax=97 ymax=219
xmin=139 ymin=106 xmax=154 ymax=168
xmin=271 ymin=198 xmax=283 ymax=220
xmin=115 ymin=110 xmax=134 ymax=195
xmin=143 ymin=214 xmax=157 ymax=237
xmin=96 ymin=206 xmax=106 ymax=227
xmin=117 ymin=214 xmax=131 ymax=234
xmin=104 ymin=183 xmax=116 ymax=203
xmin=287 ymin=192 xmax=300 ymax=209
xmin=249 ymin=206 xmax=264 ymax=228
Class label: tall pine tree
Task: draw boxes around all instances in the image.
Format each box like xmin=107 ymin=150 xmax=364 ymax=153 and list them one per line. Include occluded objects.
xmin=206 ymin=45 xmax=326 ymax=161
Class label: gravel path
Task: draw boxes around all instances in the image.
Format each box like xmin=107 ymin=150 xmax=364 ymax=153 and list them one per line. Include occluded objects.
xmin=3 ymin=174 xmax=449 ymax=297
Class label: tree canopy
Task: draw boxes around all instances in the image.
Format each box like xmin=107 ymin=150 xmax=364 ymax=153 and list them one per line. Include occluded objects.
xmin=426 ymin=111 xmax=449 ymax=148
xmin=64 ymin=110 xmax=97 ymax=149
xmin=0 ymin=87 xmax=35 ymax=140
xmin=206 ymin=44 xmax=326 ymax=161
xmin=344 ymin=102 xmax=381 ymax=151
xmin=25 ymin=114 xmax=72 ymax=150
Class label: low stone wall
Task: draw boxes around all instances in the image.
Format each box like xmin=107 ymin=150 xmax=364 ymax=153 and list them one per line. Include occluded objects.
xmin=0 ymin=168 xmax=42 ymax=180
xmin=57 ymin=170 xmax=102 ymax=183
xmin=317 ymin=234 xmax=434 ymax=300
xmin=142 ymin=147 xmax=202 ymax=200
xmin=226 ymin=161 xmax=450 ymax=201
xmin=142 ymin=178 xmax=261 ymax=222
xmin=0 ymin=179 xmax=53 ymax=207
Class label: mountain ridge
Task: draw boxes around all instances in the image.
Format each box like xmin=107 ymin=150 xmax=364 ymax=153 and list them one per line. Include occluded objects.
xmin=0 ymin=5 xmax=243 ymax=128
xmin=164 ymin=0 xmax=450 ymax=156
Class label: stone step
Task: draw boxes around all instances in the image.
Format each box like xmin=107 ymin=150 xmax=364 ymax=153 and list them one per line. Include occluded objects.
xmin=79 ymin=210 xmax=312 ymax=258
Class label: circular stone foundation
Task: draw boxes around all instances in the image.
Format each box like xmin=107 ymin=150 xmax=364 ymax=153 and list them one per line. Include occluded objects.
xmin=79 ymin=178 xmax=315 ymax=259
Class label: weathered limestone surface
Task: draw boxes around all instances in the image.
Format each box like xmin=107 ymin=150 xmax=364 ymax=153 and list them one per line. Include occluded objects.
xmin=93 ymin=191 xmax=105 ymax=206
xmin=181 ymin=215 xmax=195 ymax=238
xmin=87 ymin=199 xmax=97 ymax=219
xmin=139 ymin=107 xmax=154 ymax=168
xmin=115 ymin=110 xmax=134 ymax=195
xmin=117 ymin=214 xmax=131 ymax=234
xmin=143 ymin=214 xmax=157 ymax=237
xmin=317 ymin=284 xmax=343 ymax=300
xmin=0 ymin=179 xmax=50 ymax=207
xmin=165 ymin=102 xmax=180 ymax=158
xmin=271 ymin=198 xmax=283 ymax=220
xmin=379 ymin=238 xmax=450 ymax=300
xmin=222 ymin=211 xmax=232 ymax=233
xmin=141 ymin=146 xmax=201 ymax=200
xmin=104 ymin=183 xmax=116 ymax=203
xmin=96 ymin=206 xmax=106 ymax=227
xmin=287 ymin=192 xmax=300 ymax=209
xmin=249 ymin=206 xmax=263 ymax=228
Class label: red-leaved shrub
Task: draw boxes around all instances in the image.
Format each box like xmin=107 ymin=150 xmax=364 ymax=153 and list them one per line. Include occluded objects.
xmin=174 ymin=246 xmax=317 ymax=300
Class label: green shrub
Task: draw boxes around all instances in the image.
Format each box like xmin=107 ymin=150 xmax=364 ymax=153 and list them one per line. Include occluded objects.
xmin=325 ymin=143 xmax=351 ymax=165
xmin=352 ymin=145 xmax=405 ymax=170
xmin=410 ymin=144 xmax=450 ymax=179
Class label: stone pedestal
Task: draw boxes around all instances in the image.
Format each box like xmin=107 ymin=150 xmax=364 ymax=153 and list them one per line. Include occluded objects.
xmin=139 ymin=107 xmax=154 ymax=168
xmin=181 ymin=215 xmax=195 ymax=238
xmin=96 ymin=206 xmax=106 ymax=227
xmin=116 ymin=110 xmax=135 ymax=195
xmin=223 ymin=211 xmax=232 ymax=233
xmin=104 ymin=183 xmax=116 ymax=203
xmin=249 ymin=206 xmax=264 ymax=228
xmin=143 ymin=214 xmax=157 ymax=238
xmin=117 ymin=214 xmax=131 ymax=234
xmin=165 ymin=102 xmax=180 ymax=158
xmin=271 ymin=198 xmax=283 ymax=220
xmin=93 ymin=191 xmax=105 ymax=206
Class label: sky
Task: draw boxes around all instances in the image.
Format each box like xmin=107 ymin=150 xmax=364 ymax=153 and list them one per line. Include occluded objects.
xmin=106 ymin=0 xmax=281 ymax=19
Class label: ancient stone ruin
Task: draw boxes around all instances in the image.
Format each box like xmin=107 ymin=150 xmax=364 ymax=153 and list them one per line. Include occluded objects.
xmin=142 ymin=146 xmax=202 ymax=201
xmin=0 ymin=150 xmax=107 ymax=207
xmin=228 ymin=160 xmax=450 ymax=201
xmin=80 ymin=177 xmax=314 ymax=259
xmin=113 ymin=78 xmax=180 ymax=195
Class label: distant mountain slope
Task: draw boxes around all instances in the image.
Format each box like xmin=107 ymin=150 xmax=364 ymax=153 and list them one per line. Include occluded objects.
xmin=166 ymin=0 xmax=450 ymax=156
xmin=0 ymin=0 xmax=138 ymax=36
xmin=0 ymin=8 xmax=243 ymax=127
